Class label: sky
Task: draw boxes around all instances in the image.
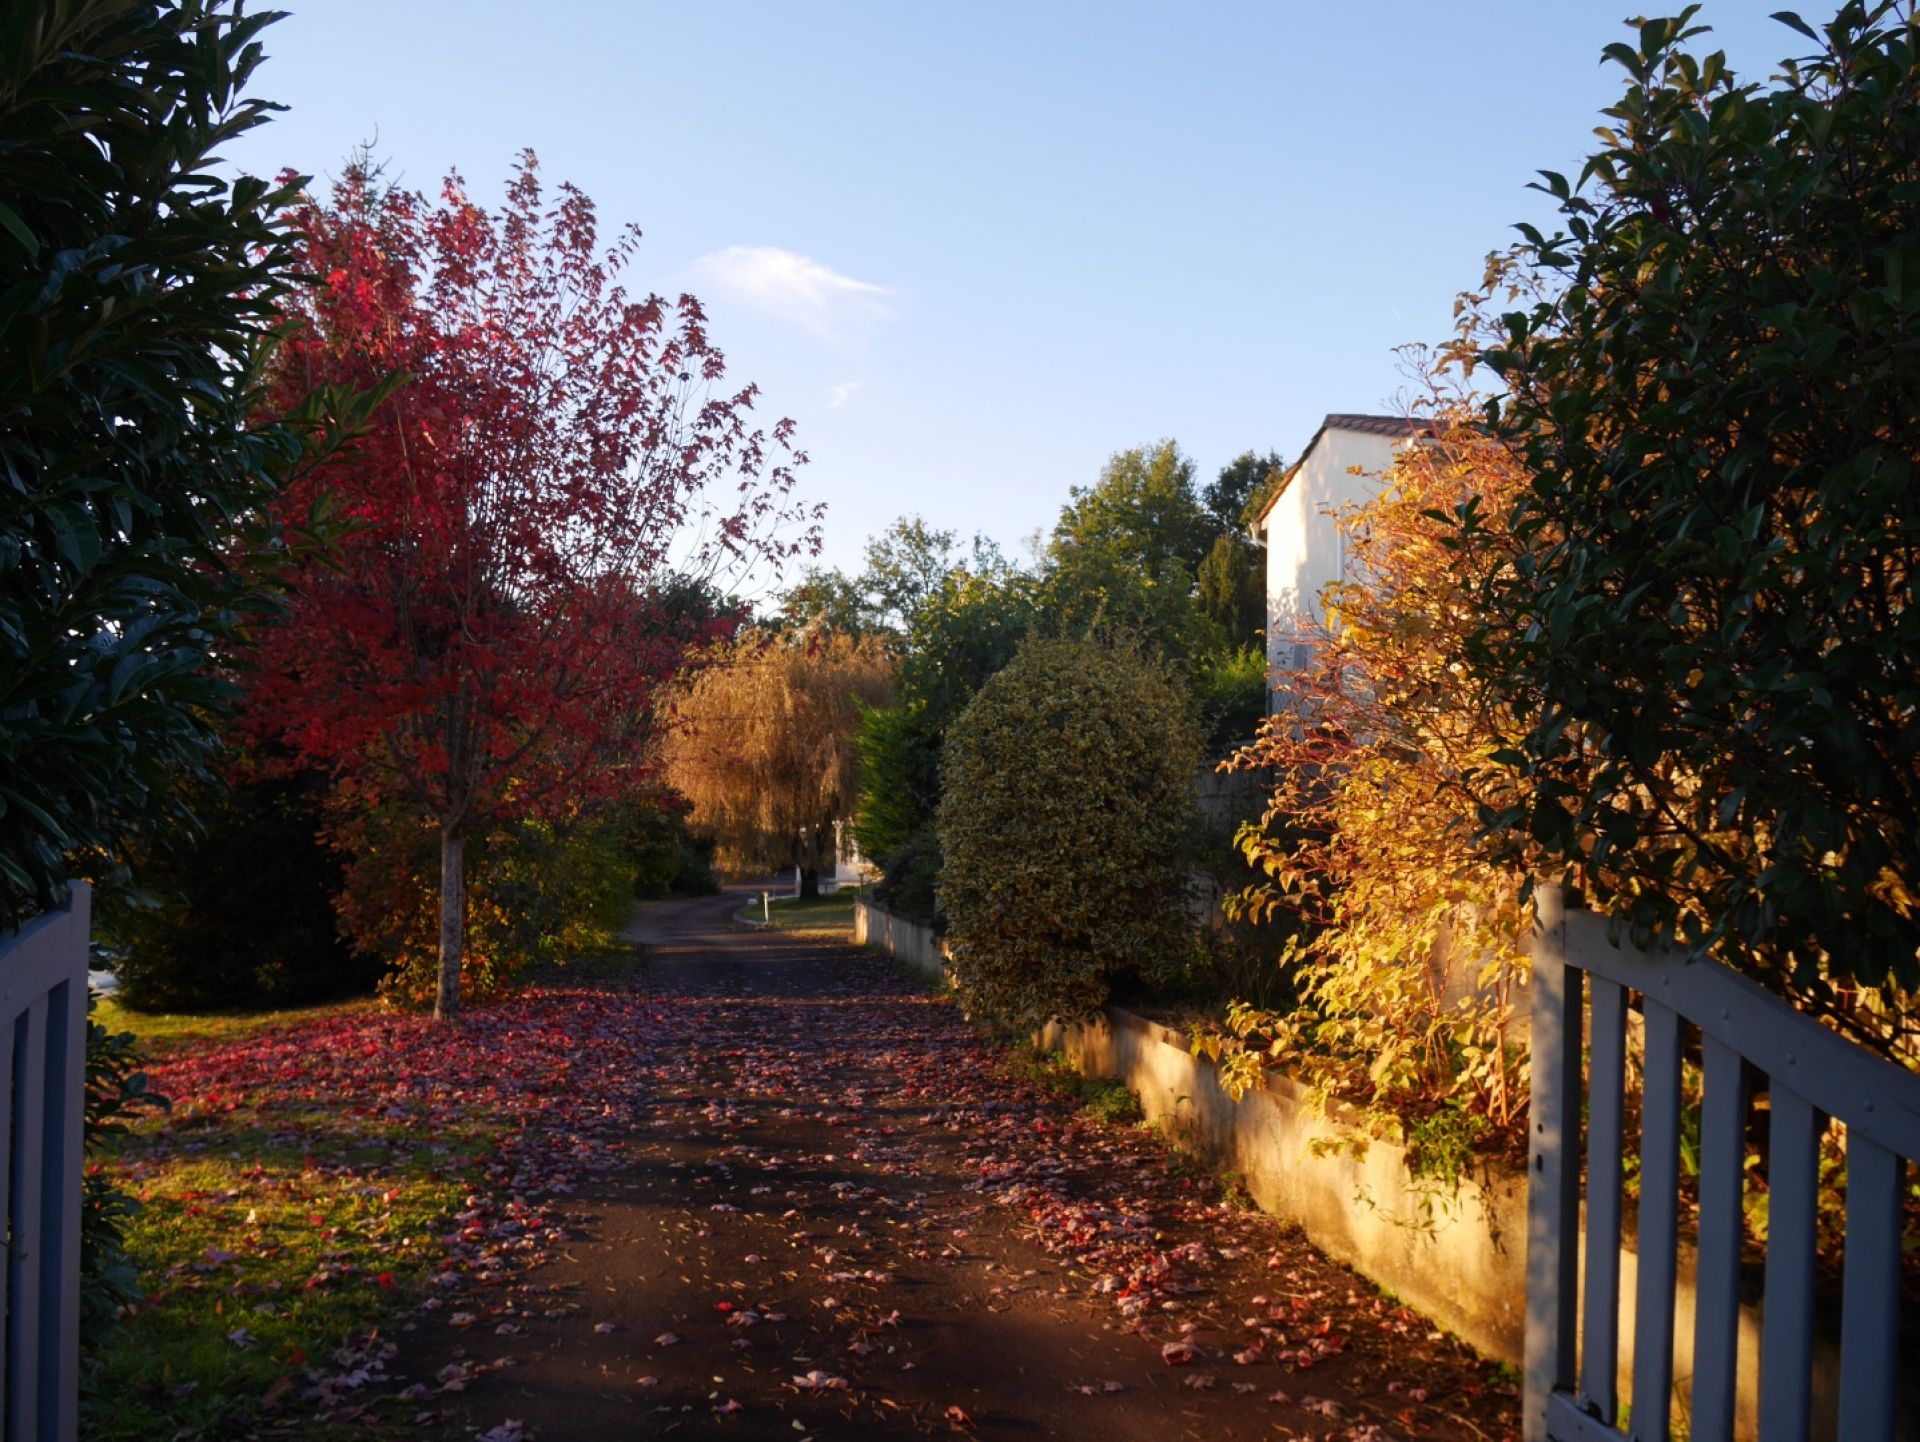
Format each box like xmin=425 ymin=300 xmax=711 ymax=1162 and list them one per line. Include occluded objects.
xmin=223 ymin=1 xmax=1804 ymax=591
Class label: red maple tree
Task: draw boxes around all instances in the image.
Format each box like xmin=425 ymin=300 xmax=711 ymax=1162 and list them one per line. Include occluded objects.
xmin=253 ymin=154 xmax=817 ymax=1019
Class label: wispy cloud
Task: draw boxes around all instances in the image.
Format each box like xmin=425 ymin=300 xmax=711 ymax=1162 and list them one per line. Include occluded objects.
xmin=827 ymin=380 xmax=864 ymax=409
xmin=687 ymin=245 xmax=892 ymax=343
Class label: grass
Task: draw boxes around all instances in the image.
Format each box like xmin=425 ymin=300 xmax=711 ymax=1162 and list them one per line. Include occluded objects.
xmin=94 ymin=1143 xmax=475 ymax=1439
xmin=1010 ymin=1042 xmax=1145 ymax=1125
xmin=94 ymin=992 xmax=382 ymax=1058
xmin=736 ymin=888 xmax=859 ymax=935
xmin=87 ymin=992 xmax=497 ymax=1440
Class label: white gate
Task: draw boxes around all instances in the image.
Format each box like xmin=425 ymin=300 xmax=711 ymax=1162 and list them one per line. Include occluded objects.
xmin=0 ymin=883 xmax=89 ymax=1442
xmin=1525 ymin=884 xmax=1917 ymax=1442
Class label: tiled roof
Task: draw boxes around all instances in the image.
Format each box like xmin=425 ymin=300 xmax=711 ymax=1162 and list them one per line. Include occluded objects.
xmin=1248 ymin=413 xmax=1433 ymax=531
xmin=1317 ymin=413 xmax=1433 ymax=440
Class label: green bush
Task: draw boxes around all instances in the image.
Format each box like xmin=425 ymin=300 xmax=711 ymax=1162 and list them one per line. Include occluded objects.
xmin=1193 ymin=645 xmax=1269 ymax=751
xmin=873 ymin=830 xmax=942 ymax=926
xmin=0 ymin=1 xmax=379 ymax=927
xmin=80 ymin=993 xmax=164 ymax=1378
xmin=851 ymin=702 xmax=941 ymax=863
xmin=938 ymin=635 xmax=1201 ymax=1025
xmin=108 ymin=761 xmax=372 ymax=1012
xmin=626 ymin=799 xmax=720 ymax=899
xmin=334 ymin=800 xmax=646 ymax=1007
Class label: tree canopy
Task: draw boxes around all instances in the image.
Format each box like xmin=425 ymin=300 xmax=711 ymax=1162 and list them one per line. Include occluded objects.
xmin=662 ymin=629 xmax=893 ymax=895
xmin=1203 ymin=449 xmax=1286 ymax=533
xmin=252 ymin=154 xmax=815 ymax=1018
xmin=1457 ymin=3 xmax=1920 ymax=1033
xmin=1047 ymin=439 xmax=1212 ymax=578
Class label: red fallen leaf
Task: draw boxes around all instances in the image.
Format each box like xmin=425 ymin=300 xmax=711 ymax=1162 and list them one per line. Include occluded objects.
xmin=375 ymin=1272 xmax=394 ymax=1289
xmin=715 ymin=1301 xmax=734 ymax=1312
xmin=944 ymin=1404 xmax=975 ymax=1428
xmin=287 ymin=1346 xmax=307 ymax=1367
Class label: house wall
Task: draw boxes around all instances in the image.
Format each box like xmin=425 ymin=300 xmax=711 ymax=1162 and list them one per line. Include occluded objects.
xmin=1258 ymin=427 xmax=1404 ymax=680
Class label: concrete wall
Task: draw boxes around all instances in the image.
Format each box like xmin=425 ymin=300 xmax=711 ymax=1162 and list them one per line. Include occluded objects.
xmin=852 ymin=900 xmax=1776 ymax=1435
xmin=1038 ymin=1005 xmax=1531 ymax=1363
xmin=852 ymin=898 xmax=948 ymax=987
xmin=1037 ymin=1006 xmax=1777 ymax=1438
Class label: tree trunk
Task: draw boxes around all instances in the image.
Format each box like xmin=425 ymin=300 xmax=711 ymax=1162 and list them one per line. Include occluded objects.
xmin=435 ymin=823 xmax=465 ymax=1022
xmin=798 ymin=866 xmax=820 ymax=900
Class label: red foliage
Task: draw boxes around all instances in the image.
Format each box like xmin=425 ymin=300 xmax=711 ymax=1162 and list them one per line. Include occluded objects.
xmin=249 ymin=153 xmax=819 ymax=1013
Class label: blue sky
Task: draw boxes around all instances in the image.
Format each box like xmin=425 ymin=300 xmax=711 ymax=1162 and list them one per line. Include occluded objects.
xmin=225 ymin=2 xmax=1802 ymax=586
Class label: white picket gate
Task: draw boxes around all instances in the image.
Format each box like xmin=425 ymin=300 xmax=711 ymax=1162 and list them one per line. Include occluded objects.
xmin=0 ymin=883 xmax=89 ymax=1442
xmin=1525 ymin=884 xmax=1918 ymax=1442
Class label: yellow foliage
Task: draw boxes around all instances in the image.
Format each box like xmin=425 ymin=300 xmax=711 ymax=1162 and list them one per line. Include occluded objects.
xmin=1215 ymin=374 xmax=1542 ymax=1141
xmin=661 ymin=628 xmax=894 ymax=877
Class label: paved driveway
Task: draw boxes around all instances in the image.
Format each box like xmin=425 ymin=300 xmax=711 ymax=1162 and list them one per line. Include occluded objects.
xmin=420 ymin=885 xmax=1518 ymax=1441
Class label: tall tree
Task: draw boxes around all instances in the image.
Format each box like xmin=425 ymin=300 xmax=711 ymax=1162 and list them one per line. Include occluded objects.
xmin=1049 ymin=440 xmax=1212 ymax=576
xmin=662 ymin=630 xmax=894 ymax=896
xmin=1196 ymin=448 xmax=1281 ymax=647
xmin=1203 ymin=448 xmax=1286 ymax=534
xmin=1043 ymin=441 xmax=1215 ymax=659
xmin=254 ymin=155 xmax=816 ymax=1020
xmin=781 ymin=515 xmax=1003 ymax=637
xmin=1195 ymin=532 xmax=1263 ymax=644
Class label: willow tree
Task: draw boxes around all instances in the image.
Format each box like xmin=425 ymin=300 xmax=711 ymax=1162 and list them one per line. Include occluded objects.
xmin=663 ymin=630 xmax=894 ymax=895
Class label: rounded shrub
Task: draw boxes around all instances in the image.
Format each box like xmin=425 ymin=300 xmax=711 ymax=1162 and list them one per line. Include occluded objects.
xmin=937 ymin=635 xmax=1201 ymax=1025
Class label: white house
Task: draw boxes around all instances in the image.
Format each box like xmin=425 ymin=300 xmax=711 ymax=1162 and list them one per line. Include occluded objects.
xmin=1247 ymin=413 xmax=1429 ymax=688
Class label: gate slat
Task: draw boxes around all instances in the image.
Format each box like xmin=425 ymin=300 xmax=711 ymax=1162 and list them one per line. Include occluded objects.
xmin=1834 ymin=1137 xmax=1904 ymax=1442
xmin=38 ymin=975 xmax=84 ymax=1442
xmin=1631 ymin=998 xmax=1683 ymax=1441
xmin=6 ymin=998 xmax=48 ymax=1442
xmin=1579 ymin=975 xmax=1627 ymax=1423
xmin=0 ymin=999 xmax=14 ymax=1418
xmin=1690 ymin=1035 xmax=1749 ymax=1442
xmin=1524 ymin=890 xmax=1582 ymax=1442
xmin=1757 ymin=1086 xmax=1820 ymax=1442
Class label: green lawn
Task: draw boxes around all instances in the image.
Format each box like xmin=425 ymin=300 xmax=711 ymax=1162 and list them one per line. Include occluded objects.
xmin=735 ymin=888 xmax=859 ymax=935
xmin=94 ymin=992 xmax=382 ymax=1057
xmin=87 ymin=992 xmax=499 ymax=1440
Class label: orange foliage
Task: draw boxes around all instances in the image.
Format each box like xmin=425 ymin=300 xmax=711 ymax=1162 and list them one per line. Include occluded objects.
xmin=1205 ymin=352 xmax=1544 ymax=1144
